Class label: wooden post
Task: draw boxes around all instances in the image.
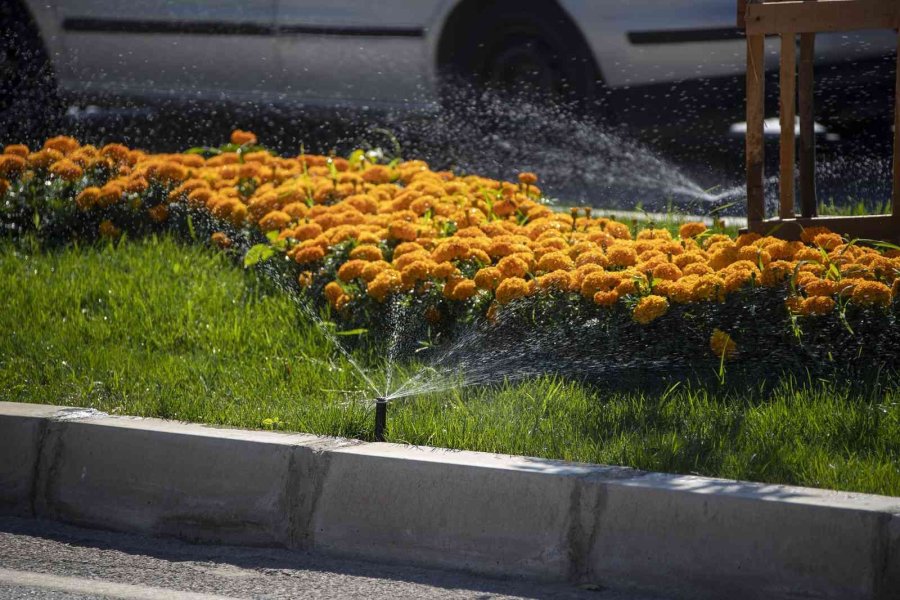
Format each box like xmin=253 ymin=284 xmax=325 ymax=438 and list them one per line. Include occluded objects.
xmin=746 ymin=33 xmax=766 ymax=225
xmin=894 ymin=31 xmax=899 ymax=216
xmin=779 ymin=34 xmax=796 ymax=219
xmin=798 ymin=33 xmax=817 ymax=218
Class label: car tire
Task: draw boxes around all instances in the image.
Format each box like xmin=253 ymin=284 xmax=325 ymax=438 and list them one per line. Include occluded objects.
xmin=0 ymin=2 xmax=62 ymax=145
xmin=439 ymin=1 xmax=602 ymax=111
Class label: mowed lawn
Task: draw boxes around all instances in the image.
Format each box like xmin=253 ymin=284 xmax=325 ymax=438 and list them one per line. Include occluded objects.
xmin=1 ymin=236 xmax=898 ymax=496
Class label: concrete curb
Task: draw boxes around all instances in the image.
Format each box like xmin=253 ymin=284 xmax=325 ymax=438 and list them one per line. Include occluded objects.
xmin=1 ymin=401 xmax=898 ymax=599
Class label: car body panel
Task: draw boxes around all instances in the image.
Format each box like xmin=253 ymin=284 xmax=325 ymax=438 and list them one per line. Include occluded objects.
xmin=273 ymin=0 xmax=446 ymax=110
xmin=49 ymin=0 xmax=279 ymax=100
xmin=21 ymin=0 xmax=897 ymax=118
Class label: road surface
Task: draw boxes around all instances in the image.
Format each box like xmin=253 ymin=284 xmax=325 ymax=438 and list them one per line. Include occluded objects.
xmin=0 ymin=517 xmax=667 ymax=600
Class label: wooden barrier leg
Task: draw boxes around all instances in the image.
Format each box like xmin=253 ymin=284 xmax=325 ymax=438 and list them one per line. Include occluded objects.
xmin=799 ymin=33 xmax=817 ymax=218
xmin=747 ymin=34 xmax=766 ymax=226
xmin=893 ymin=31 xmax=899 ymax=220
xmin=779 ymin=34 xmax=797 ymax=219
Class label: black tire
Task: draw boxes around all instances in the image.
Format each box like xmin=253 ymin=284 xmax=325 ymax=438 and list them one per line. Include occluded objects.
xmin=439 ymin=1 xmax=601 ymax=110
xmin=0 ymin=2 xmax=62 ymax=145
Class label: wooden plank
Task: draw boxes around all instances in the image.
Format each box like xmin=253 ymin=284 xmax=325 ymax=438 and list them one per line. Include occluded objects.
xmin=798 ymin=33 xmax=817 ymax=218
xmin=737 ymin=0 xmax=747 ymax=30
xmin=747 ymin=214 xmax=900 ymax=241
xmin=779 ymin=34 xmax=796 ymax=219
xmin=746 ymin=34 xmax=767 ymax=224
xmin=894 ymin=31 xmax=899 ymax=216
xmin=745 ymin=0 xmax=899 ymax=35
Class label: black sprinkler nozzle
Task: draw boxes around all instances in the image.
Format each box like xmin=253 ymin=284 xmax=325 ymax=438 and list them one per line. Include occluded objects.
xmin=374 ymin=397 xmax=387 ymax=442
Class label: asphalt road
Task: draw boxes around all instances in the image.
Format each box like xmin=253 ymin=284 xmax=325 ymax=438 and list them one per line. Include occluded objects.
xmin=0 ymin=517 xmax=668 ymax=600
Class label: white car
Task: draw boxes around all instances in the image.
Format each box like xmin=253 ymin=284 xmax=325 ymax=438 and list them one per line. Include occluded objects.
xmin=5 ymin=0 xmax=897 ymax=135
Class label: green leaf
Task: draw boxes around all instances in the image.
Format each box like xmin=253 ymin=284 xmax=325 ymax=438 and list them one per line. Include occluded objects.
xmin=186 ymin=214 xmax=197 ymax=241
xmin=334 ymin=328 xmax=368 ymax=336
xmin=348 ymin=148 xmax=366 ymax=169
xmin=243 ymin=244 xmax=275 ymax=268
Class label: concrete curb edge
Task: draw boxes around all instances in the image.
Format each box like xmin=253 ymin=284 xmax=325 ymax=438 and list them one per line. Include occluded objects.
xmin=1 ymin=401 xmax=898 ymax=600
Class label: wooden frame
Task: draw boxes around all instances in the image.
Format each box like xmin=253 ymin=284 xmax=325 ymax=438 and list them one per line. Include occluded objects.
xmin=738 ymin=0 xmax=900 ymax=240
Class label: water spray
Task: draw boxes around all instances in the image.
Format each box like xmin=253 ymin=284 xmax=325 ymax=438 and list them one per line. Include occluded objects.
xmin=374 ymin=396 xmax=388 ymax=442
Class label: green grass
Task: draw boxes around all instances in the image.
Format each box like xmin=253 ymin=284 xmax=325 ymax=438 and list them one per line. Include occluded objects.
xmin=2 ymin=236 xmax=899 ymax=496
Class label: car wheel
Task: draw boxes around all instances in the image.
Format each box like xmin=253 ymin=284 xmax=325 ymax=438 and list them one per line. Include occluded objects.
xmin=439 ymin=1 xmax=602 ymax=111
xmin=0 ymin=3 xmax=62 ymax=144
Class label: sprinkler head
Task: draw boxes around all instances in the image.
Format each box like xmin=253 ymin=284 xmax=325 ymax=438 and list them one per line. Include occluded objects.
xmin=374 ymin=397 xmax=387 ymax=442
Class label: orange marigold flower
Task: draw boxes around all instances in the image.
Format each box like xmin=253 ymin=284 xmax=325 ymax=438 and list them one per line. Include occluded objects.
xmin=800 ymin=226 xmax=832 ymax=244
xmin=636 ymin=228 xmax=672 ymax=241
xmin=443 ymin=277 xmax=477 ymax=301
xmin=349 ymin=244 xmax=383 ymax=261
xmin=324 ymin=281 xmax=344 ymax=304
xmin=293 ymin=222 xmax=323 ymax=241
xmin=293 ymin=246 xmax=326 ymax=264
xmin=97 ymin=183 xmax=124 ymax=208
xmin=632 ymin=295 xmax=668 ymax=324
xmin=211 ymin=232 xmax=232 ymax=248
xmin=679 ymin=222 xmax=707 ymax=239
xmin=710 ymin=329 xmax=737 ymax=360
xmin=535 ymin=270 xmax=573 ymax=292
xmin=536 ymin=250 xmax=574 ymax=273
xmin=495 ymin=277 xmax=531 ymax=305
xmin=401 ymin=259 xmax=435 ymax=286
xmin=338 ymin=259 xmax=369 ymax=282
xmin=581 ymin=271 xmax=620 ymax=298
xmin=0 ymin=155 xmax=26 ymax=178
xmin=361 ymin=260 xmax=391 ymax=282
xmin=362 ymin=165 xmax=393 ymax=185
xmin=3 ymin=144 xmax=29 ymax=157
xmin=49 ymin=158 xmax=83 ymax=182
xmin=517 ymin=171 xmax=538 ymax=186
xmin=760 ymin=260 xmax=794 ymax=287
xmin=297 ymin=271 xmax=314 ymax=288
xmin=98 ymin=220 xmax=120 ymax=239
xmin=153 ymin=161 xmax=188 ymax=185
xmin=800 ymin=296 xmax=835 ymax=316
xmin=99 ymin=143 xmax=131 ymax=165
xmin=723 ymin=269 xmax=755 ymax=294
xmin=258 ymin=210 xmax=292 ymax=232
xmin=394 ymin=241 xmax=425 ymax=258
xmin=0 ymin=179 xmax=8 ymax=197
xmin=682 ymin=263 xmax=714 ymax=276
xmin=474 ymin=267 xmax=503 ymax=290
xmin=433 ymin=262 xmax=459 ymax=279
xmin=43 ymin=135 xmax=80 ymax=155
xmin=607 ymin=244 xmax=637 ymax=268
xmin=691 ymin=274 xmax=725 ymax=302
xmin=812 ymin=232 xmax=843 ymax=251
xmin=75 ymin=187 xmax=101 ymax=210
xmin=802 ymin=278 xmax=837 ymax=297
xmin=387 ymin=220 xmax=418 ymax=242
xmin=708 ymin=245 xmax=738 ymax=271
xmin=593 ymin=290 xmax=619 ymax=307
xmin=652 ymin=262 xmax=682 ymax=282
xmin=431 ymin=240 xmax=469 ymax=263
xmin=231 ymin=129 xmax=258 ymax=146
xmin=367 ymin=270 xmax=403 ymax=302
xmin=850 ymin=281 xmax=891 ymax=307
xmin=27 ymin=148 xmax=63 ymax=169
xmin=575 ymin=250 xmax=609 ymax=268
xmin=148 ymin=204 xmax=169 ymax=223
xmin=497 ymin=255 xmax=529 ymax=279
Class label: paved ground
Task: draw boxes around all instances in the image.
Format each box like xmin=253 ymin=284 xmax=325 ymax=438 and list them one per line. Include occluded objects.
xmin=0 ymin=517 xmax=667 ymax=600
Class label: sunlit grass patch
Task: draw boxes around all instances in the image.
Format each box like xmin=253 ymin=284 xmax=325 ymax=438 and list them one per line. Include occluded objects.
xmin=2 ymin=236 xmax=898 ymax=496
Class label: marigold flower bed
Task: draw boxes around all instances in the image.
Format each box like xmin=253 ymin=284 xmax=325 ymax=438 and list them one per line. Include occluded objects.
xmin=2 ymin=131 xmax=899 ymax=375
